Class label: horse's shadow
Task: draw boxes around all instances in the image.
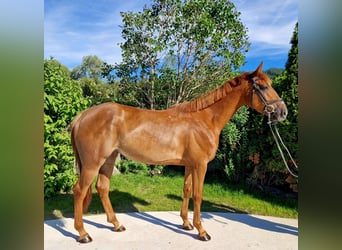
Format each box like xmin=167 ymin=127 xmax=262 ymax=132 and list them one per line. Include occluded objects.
xmin=126 ymin=212 xmax=198 ymax=239
xmin=202 ymin=212 xmax=298 ymax=236
xmin=44 ymin=218 xmax=78 ymax=241
xmin=167 ymin=194 xmax=298 ymax=236
xmin=44 ymin=189 xmax=151 ymax=241
xmin=44 ymin=217 xmax=115 ymax=242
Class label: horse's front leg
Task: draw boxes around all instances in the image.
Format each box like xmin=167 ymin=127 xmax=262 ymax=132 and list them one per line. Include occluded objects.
xmin=180 ymin=167 xmax=194 ymax=230
xmin=192 ymin=164 xmax=211 ymax=241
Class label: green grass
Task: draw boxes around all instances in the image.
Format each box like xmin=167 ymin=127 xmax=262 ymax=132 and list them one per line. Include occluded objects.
xmin=44 ymin=170 xmax=297 ymax=220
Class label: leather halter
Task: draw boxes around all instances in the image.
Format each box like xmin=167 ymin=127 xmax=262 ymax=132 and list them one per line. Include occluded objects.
xmin=249 ymin=75 xmax=283 ymax=115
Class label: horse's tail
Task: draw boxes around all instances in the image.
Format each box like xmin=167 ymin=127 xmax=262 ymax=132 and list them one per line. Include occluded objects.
xmin=68 ymin=112 xmax=93 ymax=213
xmin=67 ymin=112 xmax=83 ymax=133
xmin=68 ymin=112 xmax=84 ymax=174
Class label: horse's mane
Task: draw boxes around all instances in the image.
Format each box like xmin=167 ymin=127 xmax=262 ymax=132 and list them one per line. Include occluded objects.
xmin=174 ymin=75 xmax=244 ymax=112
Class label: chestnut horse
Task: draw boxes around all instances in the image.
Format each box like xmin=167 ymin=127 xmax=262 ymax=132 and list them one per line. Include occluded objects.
xmin=69 ymin=63 xmax=287 ymax=243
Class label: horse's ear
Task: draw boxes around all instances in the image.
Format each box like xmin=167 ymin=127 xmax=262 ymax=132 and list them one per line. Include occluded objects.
xmin=252 ymin=62 xmax=263 ymax=76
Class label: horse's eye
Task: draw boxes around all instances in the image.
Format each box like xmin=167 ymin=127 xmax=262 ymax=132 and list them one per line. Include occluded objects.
xmin=259 ymin=85 xmax=268 ymax=90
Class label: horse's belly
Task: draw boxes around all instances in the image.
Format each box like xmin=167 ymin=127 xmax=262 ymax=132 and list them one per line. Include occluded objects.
xmin=118 ymin=130 xmax=185 ymax=165
xmin=118 ymin=145 xmax=183 ymax=165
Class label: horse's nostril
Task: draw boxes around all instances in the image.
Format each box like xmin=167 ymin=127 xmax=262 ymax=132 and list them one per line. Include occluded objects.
xmin=280 ymin=109 xmax=288 ymax=120
xmin=283 ymin=110 xmax=287 ymax=117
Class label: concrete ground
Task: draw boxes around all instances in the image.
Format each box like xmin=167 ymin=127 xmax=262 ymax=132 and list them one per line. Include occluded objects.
xmin=44 ymin=211 xmax=298 ymax=250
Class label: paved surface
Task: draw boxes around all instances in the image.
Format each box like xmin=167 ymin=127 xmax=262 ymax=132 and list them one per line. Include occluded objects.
xmin=44 ymin=212 xmax=298 ymax=250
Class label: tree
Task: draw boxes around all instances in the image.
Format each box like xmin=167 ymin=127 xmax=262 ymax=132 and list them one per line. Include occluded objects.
xmin=70 ymin=55 xmax=119 ymax=106
xmin=274 ymin=22 xmax=298 ymax=125
xmin=78 ymin=77 xmax=119 ymax=106
xmin=272 ymin=22 xmax=298 ymax=187
xmin=71 ymin=55 xmax=106 ymax=84
xmin=44 ymin=58 xmax=89 ymax=197
xmin=116 ymin=0 xmax=249 ymax=109
xmin=264 ymin=68 xmax=284 ymax=80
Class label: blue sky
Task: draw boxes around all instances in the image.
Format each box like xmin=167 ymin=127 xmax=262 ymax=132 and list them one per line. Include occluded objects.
xmin=44 ymin=0 xmax=297 ymax=72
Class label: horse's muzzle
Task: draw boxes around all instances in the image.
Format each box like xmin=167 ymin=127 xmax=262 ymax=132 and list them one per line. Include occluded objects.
xmin=271 ymin=102 xmax=288 ymax=122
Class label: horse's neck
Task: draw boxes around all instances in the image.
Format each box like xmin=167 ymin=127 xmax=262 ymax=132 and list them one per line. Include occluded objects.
xmin=206 ymin=88 xmax=245 ymax=132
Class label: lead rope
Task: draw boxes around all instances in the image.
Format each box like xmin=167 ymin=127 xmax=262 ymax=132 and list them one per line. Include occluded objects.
xmin=267 ymin=112 xmax=298 ymax=178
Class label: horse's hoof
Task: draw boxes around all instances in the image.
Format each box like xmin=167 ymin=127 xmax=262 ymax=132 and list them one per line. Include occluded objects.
xmin=78 ymin=234 xmax=92 ymax=243
xmin=114 ymin=225 xmax=126 ymax=232
xmin=198 ymin=232 xmax=211 ymax=241
xmin=182 ymin=224 xmax=194 ymax=231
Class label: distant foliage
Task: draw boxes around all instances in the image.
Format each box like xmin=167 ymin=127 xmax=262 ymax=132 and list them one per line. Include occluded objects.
xmin=71 ymin=55 xmax=119 ymax=105
xmin=44 ymin=58 xmax=89 ymax=198
xmin=78 ymin=77 xmax=119 ymax=105
xmin=71 ymin=55 xmax=106 ymax=84
xmin=264 ymin=68 xmax=284 ymax=80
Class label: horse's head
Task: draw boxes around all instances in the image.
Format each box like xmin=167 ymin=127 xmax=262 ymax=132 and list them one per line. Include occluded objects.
xmin=246 ymin=62 xmax=288 ymax=122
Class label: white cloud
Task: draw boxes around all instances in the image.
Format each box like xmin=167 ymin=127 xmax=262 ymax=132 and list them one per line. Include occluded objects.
xmin=235 ymin=0 xmax=297 ymax=49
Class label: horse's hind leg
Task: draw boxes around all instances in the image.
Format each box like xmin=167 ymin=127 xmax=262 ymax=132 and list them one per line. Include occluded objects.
xmin=180 ymin=166 xmax=194 ymax=230
xmin=73 ymin=167 xmax=98 ymax=243
xmin=96 ymin=151 xmax=126 ymax=232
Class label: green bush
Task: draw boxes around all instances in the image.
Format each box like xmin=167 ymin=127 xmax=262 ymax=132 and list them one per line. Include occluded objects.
xmin=117 ymin=159 xmax=149 ymax=174
xmin=44 ymin=58 xmax=89 ymax=198
xmin=213 ymin=106 xmax=250 ymax=182
xmin=117 ymin=159 xmax=164 ymax=176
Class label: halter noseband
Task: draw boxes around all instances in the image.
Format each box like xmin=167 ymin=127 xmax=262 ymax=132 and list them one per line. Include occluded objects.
xmin=249 ymin=75 xmax=283 ymax=116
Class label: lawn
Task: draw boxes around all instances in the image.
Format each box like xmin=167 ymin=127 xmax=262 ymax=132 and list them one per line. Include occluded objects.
xmin=44 ymin=169 xmax=298 ymax=220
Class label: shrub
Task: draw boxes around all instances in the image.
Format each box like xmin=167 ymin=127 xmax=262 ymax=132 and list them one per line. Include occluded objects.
xmin=213 ymin=106 xmax=250 ymax=182
xmin=117 ymin=159 xmax=164 ymax=176
xmin=44 ymin=58 xmax=89 ymax=198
